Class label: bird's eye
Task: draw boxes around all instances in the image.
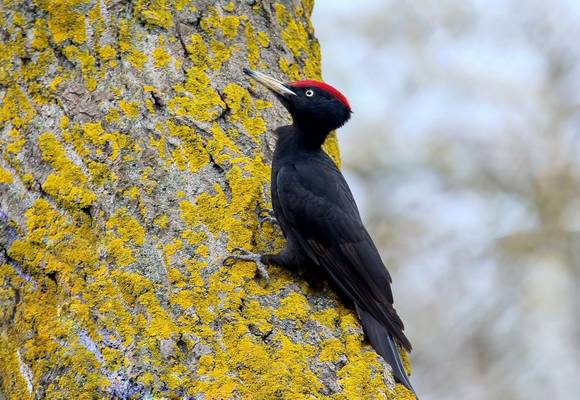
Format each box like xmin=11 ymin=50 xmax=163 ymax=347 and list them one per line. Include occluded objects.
xmin=305 ymin=89 xmax=314 ymax=97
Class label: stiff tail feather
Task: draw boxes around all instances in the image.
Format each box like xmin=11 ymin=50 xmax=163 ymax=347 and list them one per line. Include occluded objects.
xmin=355 ymin=303 xmax=417 ymax=396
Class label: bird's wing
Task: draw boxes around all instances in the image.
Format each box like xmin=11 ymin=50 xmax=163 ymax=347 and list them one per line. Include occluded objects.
xmin=276 ymin=156 xmax=411 ymax=350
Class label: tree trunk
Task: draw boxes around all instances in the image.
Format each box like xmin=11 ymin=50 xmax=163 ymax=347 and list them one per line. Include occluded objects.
xmin=0 ymin=1 xmax=412 ymax=399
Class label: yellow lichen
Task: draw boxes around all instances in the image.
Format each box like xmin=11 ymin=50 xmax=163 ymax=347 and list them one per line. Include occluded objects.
xmin=304 ymin=40 xmax=323 ymax=78
xmin=38 ymin=132 xmax=96 ymax=209
xmin=119 ymin=100 xmax=140 ymax=118
xmin=37 ymin=0 xmax=89 ymax=45
xmin=245 ymin=23 xmax=260 ymax=69
xmin=138 ymin=0 xmax=174 ymax=29
xmin=318 ymin=338 xmax=344 ymax=363
xmin=61 ymin=46 xmax=98 ymax=91
xmin=49 ymin=76 xmax=63 ymax=91
xmin=186 ymin=34 xmax=208 ymax=67
xmin=128 ymin=48 xmax=148 ymax=69
xmin=220 ymin=16 xmax=241 ymax=39
xmin=152 ymin=46 xmax=172 ymax=67
xmin=171 ymin=289 xmax=195 ymax=310
xmin=154 ymin=214 xmax=170 ymax=229
xmin=169 ymin=67 xmax=225 ymax=121
xmin=105 ymin=208 xmax=146 ymax=266
xmin=243 ymin=116 xmax=267 ymax=136
xmin=274 ymin=3 xmax=309 ymax=57
xmin=6 ymin=128 xmax=25 ymax=153
xmin=175 ymin=0 xmax=190 ymax=11
xmin=105 ymin=107 xmax=121 ymax=123
xmin=201 ymin=8 xmax=241 ymax=40
xmin=223 ymin=2 xmax=235 ymax=12
xmin=222 ymin=83 xmax=252 ymax=121
xmin=312 ymin=307 xmax=340 ymax=330
xmin=22 ymin=173 xmax=34 ymax=187
xmin=98 ymin=45 xmax=117 ymax=61
xmin=257 ymin=31 xmax=270 ymax=48
xmin=0 ymin=86 xmax=36 ymax=129
xmin=81 ymin=122 xmax=128 ymax=161
xmin=180 ymin=229 xmax=206 ymax=246
xmin=31 ymin=18 xmax=49 ymax=50
xmin=209 ymin=39 xmax=234 ymax=70
xmin=163 ymin=238 xmax=182 ymax=266
xmin=165 ymin=121 xmax=208 ymax=172
xmin=277 ymin=291 xmax=310 ymax=321
xmin=0 ymin=167 xmax=13 ymax=183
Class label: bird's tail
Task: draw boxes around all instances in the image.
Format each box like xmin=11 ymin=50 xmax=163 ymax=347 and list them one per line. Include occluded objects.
xmin=355 ymin=303 xmax=417 ymax=397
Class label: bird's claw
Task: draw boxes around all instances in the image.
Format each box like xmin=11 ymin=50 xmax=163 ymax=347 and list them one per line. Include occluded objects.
xmin=259 ymin=215 xmax=279 ymax=227
xmin=223 ymin=247 xmax=270 ymax=286
xmin=258 ymin=208 xmax=278 ymax=227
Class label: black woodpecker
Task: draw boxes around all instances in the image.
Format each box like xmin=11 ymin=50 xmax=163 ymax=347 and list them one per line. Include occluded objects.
xmin=228 ymin=68 xmax=416 ymax=394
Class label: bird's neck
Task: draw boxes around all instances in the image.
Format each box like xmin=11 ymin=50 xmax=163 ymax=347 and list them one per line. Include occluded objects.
xmin=273 ymin=125 xmax=325 ymax=160
xmin=291 ymin=122 xmax=331 ymax=150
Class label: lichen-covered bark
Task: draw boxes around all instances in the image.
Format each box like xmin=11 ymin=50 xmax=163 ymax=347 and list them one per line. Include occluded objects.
xmin=0 ymin=1 xmax=413 ymax=399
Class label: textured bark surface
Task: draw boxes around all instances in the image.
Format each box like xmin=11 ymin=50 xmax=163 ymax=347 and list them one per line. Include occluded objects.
xmin=0 ymin=1 xmax=413 ymax=399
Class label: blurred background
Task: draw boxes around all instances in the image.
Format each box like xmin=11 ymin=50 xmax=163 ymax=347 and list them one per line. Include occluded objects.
xmin=312 ymin=1 xmax=580 ymax=399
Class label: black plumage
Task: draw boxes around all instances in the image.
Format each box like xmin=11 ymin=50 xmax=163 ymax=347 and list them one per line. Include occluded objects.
xmin=238 ymin=69 xmax=415 ymax=393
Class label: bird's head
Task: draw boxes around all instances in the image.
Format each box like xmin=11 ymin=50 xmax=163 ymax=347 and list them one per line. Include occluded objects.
xmin=244 ymin=68 xmax=352 ymax=137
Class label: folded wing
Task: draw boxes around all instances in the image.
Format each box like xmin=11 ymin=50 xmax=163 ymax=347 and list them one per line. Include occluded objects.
xmin=275 ymin=156 xmax=411 ymax=351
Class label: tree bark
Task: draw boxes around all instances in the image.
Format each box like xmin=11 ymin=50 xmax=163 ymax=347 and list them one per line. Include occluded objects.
xmin=0 ymin=1 xmax=412 ymax=399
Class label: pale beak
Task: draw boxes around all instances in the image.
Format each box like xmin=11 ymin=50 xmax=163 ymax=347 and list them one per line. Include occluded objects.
xmin=243 ymin=68 xmax=296 ymax=97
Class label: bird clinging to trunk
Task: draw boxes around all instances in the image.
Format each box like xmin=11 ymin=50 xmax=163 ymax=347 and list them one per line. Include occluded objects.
xmin=227 ymin=68 xmax=416 ymax=395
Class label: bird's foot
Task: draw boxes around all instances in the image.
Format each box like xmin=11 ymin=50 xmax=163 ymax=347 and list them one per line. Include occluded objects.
xmin=259 ymin=215 xmax=278 ymax=227
xmin=258 ymin=208 xmax=278 ymax=227
xmin=223 ymin=248 xmax=270 ymax=286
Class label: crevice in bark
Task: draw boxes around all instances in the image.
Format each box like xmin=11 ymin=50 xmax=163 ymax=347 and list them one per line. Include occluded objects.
xmin=150 ymin=91 xmax=165 ymax=110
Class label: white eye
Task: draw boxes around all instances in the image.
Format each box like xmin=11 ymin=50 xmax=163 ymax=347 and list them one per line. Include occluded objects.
xmin=305 ymin=89 xmax=314 ymax=97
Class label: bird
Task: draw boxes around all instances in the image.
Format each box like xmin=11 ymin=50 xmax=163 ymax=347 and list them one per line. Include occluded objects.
xmin=226 ymin=68 xmax=416 ymax=394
